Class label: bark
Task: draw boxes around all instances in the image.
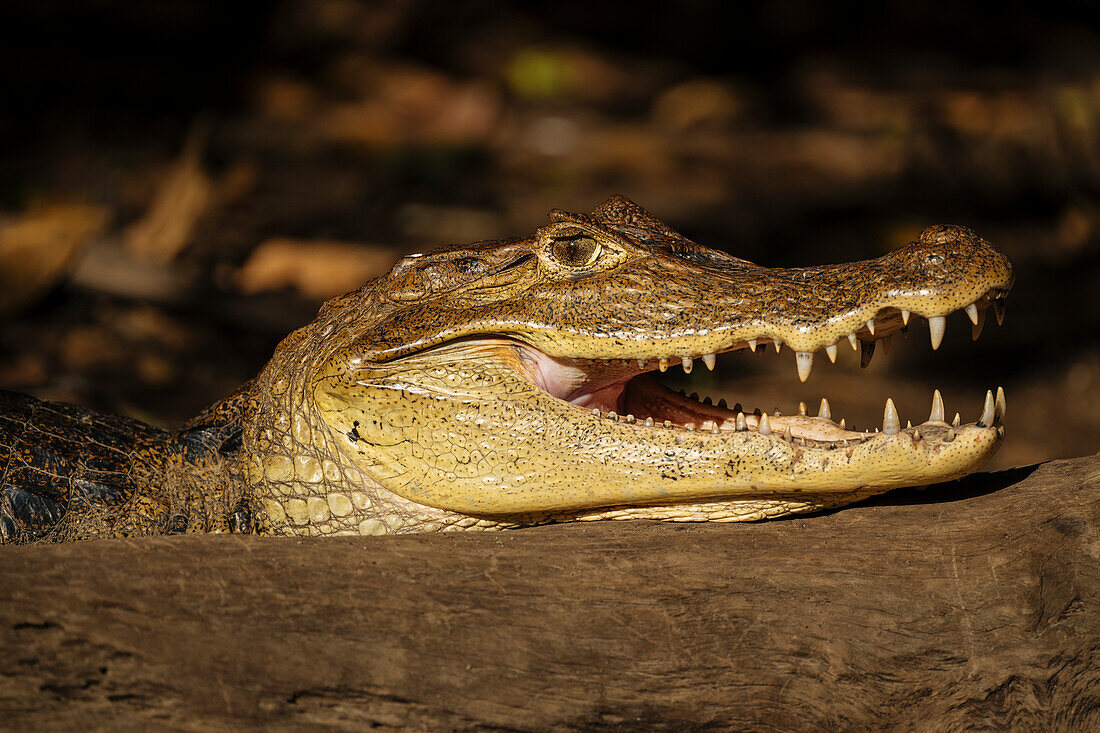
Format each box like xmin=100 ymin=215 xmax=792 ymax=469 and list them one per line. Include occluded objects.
xmin=2 ymin=454 xmax=1098 ymax=731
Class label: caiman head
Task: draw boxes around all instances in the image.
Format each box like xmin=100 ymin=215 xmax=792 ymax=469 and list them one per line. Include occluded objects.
xmin=244 ymin=196 xmax=1013 ymax=535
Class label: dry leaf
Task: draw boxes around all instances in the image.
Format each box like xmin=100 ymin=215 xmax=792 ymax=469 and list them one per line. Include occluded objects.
xmin=237 ymin=238 xmax=402 ymax=299
xmin=125 ymin=126 xmax=254 ymax=263
xmin=0 ymin=204 xmax=111 ymax=313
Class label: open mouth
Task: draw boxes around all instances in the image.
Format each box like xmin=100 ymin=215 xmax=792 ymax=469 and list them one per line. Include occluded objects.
xmin=514 ymin=287 xmax=1009 ymax=449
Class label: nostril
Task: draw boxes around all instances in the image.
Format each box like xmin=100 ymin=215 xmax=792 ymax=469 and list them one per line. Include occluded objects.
xmin=918 ymin=224 xmax=981 ymax=246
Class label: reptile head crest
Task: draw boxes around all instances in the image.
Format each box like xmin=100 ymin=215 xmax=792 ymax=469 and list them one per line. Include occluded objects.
xmin=247 ymin=196 xmax=1013 ymax=534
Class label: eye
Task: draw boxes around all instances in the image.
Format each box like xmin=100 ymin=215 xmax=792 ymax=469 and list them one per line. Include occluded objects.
xmin=551 ymin=235 xmax=601 ymax=267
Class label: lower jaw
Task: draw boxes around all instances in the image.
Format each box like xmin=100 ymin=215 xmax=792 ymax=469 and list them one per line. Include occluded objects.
xmin=567 ymin=373 xmax=1006 ymax=456
xmin=603 ymin=373 xmax=872 ymax=444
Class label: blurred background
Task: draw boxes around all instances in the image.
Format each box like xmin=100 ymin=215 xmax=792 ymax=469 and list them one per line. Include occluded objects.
xmin=0 ymin=0 xmax=1097 ymax=470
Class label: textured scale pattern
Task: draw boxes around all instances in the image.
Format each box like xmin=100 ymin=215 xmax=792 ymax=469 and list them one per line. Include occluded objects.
xmin=0 ymin=196 xmax=1013 ymax=543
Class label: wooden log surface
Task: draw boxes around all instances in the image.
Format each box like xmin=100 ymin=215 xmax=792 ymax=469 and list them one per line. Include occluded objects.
xmin=2 ymin=454 xmax=1098 ymax=731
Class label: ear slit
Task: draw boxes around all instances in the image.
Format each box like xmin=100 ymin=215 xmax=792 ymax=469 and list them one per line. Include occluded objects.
xmin=493 ymin=253 xmax=536 ymax=275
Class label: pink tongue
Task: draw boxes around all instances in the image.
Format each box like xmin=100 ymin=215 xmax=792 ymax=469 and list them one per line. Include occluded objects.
xmin=523 ymin=346 xmax=635 ymax=410
xmin=569 ymin=382 xmax=627 ymax=412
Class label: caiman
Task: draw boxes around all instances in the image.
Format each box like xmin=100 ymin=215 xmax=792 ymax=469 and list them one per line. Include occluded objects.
xmin=0 ymin=196 xmax=1013 ymax=543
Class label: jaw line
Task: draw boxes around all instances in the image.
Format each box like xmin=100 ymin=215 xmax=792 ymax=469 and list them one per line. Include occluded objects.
xmin=482 ymin=336 xmax=1003 ymax=452
xmin=509 ymin=339 xmax=875 ymax=444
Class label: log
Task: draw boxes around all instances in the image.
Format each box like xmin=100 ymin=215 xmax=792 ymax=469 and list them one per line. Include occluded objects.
xmin=2 ymin=454 xmax=1098 ymax=731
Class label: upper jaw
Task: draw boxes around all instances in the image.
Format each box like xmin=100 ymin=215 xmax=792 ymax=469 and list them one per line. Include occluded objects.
xmin=522 ymin=222 xmax=1013 ymax=369
xmin=516 ymin=278 xmax=1009 ymax=390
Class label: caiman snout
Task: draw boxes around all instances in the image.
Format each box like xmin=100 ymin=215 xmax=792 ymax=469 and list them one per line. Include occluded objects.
xmin=258 ymin=197 xmax=1015 ymax=534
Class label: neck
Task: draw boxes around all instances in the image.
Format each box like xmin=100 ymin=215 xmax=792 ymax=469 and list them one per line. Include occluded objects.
xmin=166 ymin=382 xmax=254 ymax=534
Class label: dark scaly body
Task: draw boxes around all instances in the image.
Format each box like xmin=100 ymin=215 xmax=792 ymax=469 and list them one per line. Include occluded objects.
xmin=0 ymin=388 xmax=247 ymax=542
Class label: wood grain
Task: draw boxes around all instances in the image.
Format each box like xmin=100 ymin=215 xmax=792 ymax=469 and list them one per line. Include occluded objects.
xmin=2 ymin=454 xmax=1097 ymax=731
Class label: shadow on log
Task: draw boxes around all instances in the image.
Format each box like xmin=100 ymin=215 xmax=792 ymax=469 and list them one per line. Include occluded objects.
xmin=2 ymin=454 xmax=1098 ymax=730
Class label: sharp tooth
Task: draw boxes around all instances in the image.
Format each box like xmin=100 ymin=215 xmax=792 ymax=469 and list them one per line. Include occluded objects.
xmin=625 ymin=414 xmax=636 ymax=423
xmin=690 ymin=392 xmax=699 ymax=402
xmin=736 ymin=412 xmax=747 ymax=431
xmin=945 ymin=428 xmax=955 ymax=442
xmin=796 ymin=351 xmax=814 ymax=382
xmin=928 ymin=315 xmax=946 ymax=350
xmin=758 ymin=413 xmax=772 ymax=435
xmin=839 ymin=418 xmax=846 ymax=429
xmin=913 ymin=428 xmax=921 ymax=440
xmin=659 ymin=358 xmax=670 ymax=372
xmin=978 ymin=390 xmax=995 ymax=427
xmin=930 ymin=389 xmax=945 ymax=422
xmin=798 ymin=401 xmax=808 ymax=415
xmin=818 ymin=398 xmax=831 ymax=419
xmin=906 ymin=419 xmax=912 ymax=428
xmin=707 ymin=421 xmax=719 ymax=434
xmin=608 ymin=411 xmax=618 ymax=421
xmin=717 ymin=398 xmax=727 ymax=409
xmin=703 ymin=353 xmax=716 ymax=371
xmin=682 ymin=356 xmax=693 ymax=373
xmin=965 ymin=303 xmax=979 ymax=325
xmin=848 ymin=333 xmax=859 ymax=350
xmin=952 ymin=412 xmax=961 ymax=427
xmin=881 ymin=335 xmax=892 ymax=355
xmin=860 ymin=340 xmax=875 ymax=368
xmin=748 ymin=338 xmax=758 ymax=351
xmin=644 ymin=417 xmax=654 ymax=426
xmin=783 ymin=426 xmax=793 ymax=441
xmin=901 ymin=309 xmax=910 ymax=325
xmin=773 ymin=408 xmax=782 ymax=416
xmin=867 ymin=319 xmax=876 ymax=336
xmin=995 ymin=386 xmax=1006 ymax=423
xmin=993 ymin=298 xmax=1006 ymax=325
xmin=702 ymin=420 xmax=714 ymax=431
xmin=592 ymin=408 xmax=601 ymax=416
xmin=678 ymin=389 xmax=687 ymax=396
xmin=883 ymin=398 xmax=900 ymax=434
xmin=825 ymin=344 xmax=837 ymax=363
xmin=664 ymin=420 xmax=672 ymax=428
xmin=638 ymin=359 xmax=648 ymax=368
xmin=774 ymin=341 xmax=782 ymax=354
xmin=703 ymin=396 xmax=712 ymax=405
xmin=971 ymin=308 xmax=985 ymax=341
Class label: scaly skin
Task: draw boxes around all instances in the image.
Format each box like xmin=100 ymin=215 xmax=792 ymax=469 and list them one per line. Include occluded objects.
xmin=0 ymin=196 xmax=1012 ymax=542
